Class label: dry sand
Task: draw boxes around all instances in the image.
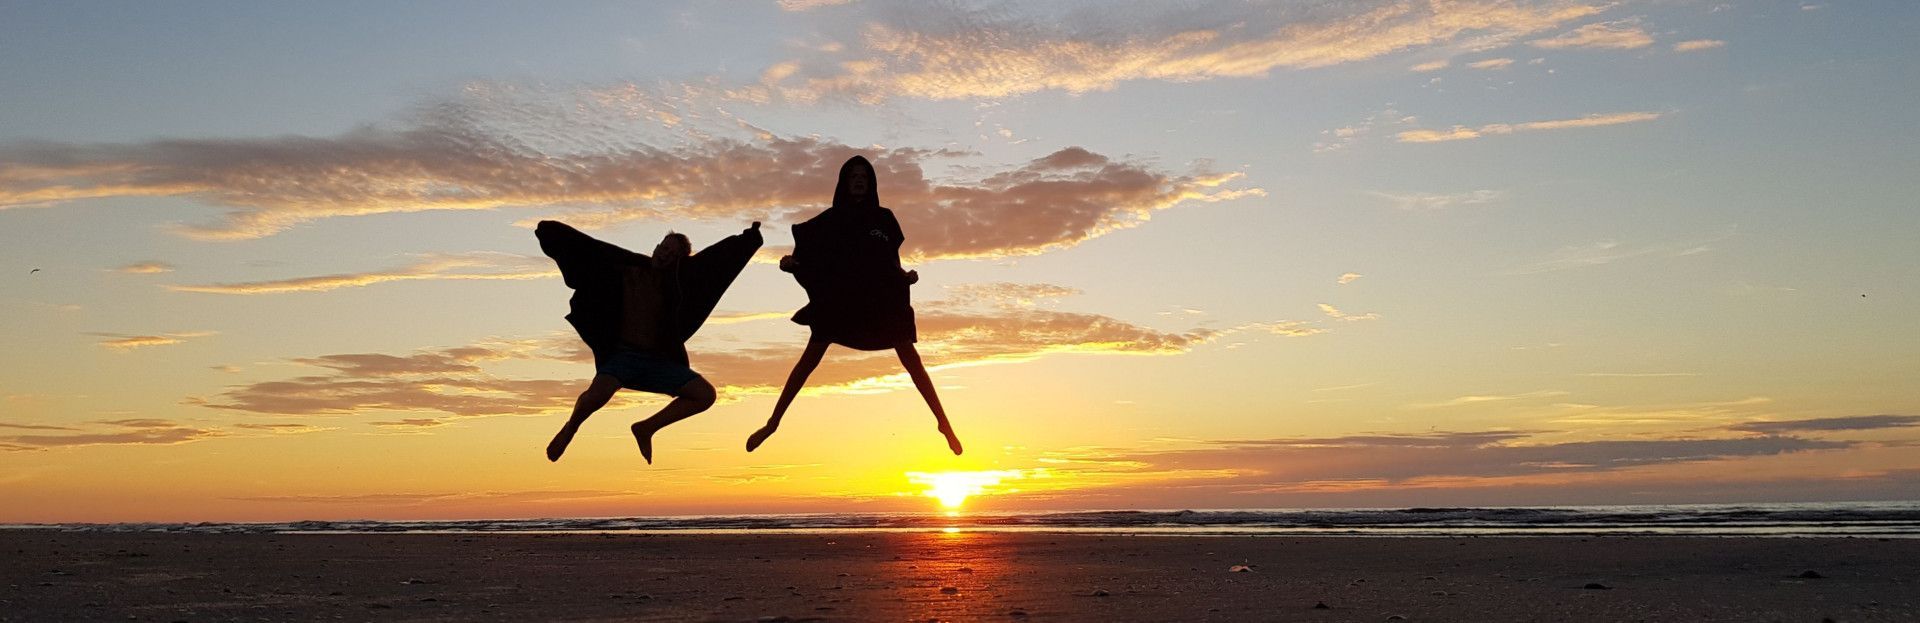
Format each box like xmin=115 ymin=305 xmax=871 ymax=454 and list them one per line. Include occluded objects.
xmin=2 ymin=531 xmax=1913 ymax=621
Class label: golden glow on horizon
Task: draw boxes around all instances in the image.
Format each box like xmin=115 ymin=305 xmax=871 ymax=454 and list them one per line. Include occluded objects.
xmin=906 ymin=470 xmax=1029 ymax=509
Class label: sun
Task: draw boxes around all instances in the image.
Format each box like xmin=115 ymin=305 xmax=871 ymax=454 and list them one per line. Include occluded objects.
xmin=906 ymin=470 xmax=1027 ymax=510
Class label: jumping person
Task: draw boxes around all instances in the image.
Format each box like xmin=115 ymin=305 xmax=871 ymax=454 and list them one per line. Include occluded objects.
xmin=746 ymin=156 xmax=962 ymax=455
xmin=536 ymin=219 xmax=762 ymax=464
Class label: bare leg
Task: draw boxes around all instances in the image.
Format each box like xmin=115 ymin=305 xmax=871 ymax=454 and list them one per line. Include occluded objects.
xmin=630 ymin=376 xmax=717 ymax=465
xmin=896 ymin=343 xmax=961 ymax=455
xmin=548 ymin=374 xmax=623 ymax=462
xmin=747 ymin=336 xmax=832 ymax=452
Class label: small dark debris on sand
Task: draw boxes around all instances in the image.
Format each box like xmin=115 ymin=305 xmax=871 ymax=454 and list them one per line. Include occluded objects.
xmin=1800 ymin=570 xmax=1826 ymax=579
xmin=1583 ymin=583 xmax=1611 ymax=590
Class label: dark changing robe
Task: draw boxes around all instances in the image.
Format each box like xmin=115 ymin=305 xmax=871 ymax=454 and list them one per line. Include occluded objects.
xmin=535 ymin=220 xmax=762 ymax=367
xmin=789 ymin=156 xmax=916 ymax=351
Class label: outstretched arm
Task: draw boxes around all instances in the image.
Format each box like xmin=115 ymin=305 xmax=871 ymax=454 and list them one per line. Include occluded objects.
xmin=535 ymin=220 xmax=647 ymax=288
xmin=675 ymin=221 xmax=765 ymax=339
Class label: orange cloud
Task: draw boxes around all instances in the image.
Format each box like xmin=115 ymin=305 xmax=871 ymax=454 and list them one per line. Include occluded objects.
xmin=1397 ymin=111 xmax=1661 ymax=143
xmin=115 ymin=261 xmax=174 ymax=274
xmin=92 ymin=331 xmax=216 ymax=350
xmin=1 ymin=419 xmax=224 ymax=451
xmin=170 ymin=253 xmax=555 ymax=294
xmin=195 ymin=286 xmax=1287 ymax=418
xmin=1529 ymin=20 xmax=1654 ymax=50
xmin=3 ymin=126 xmax=1255 ymax=261
xmin=1672 ymin=39 xmax=1726 ymax=52
xmin=750 ymin=1 xmax=1605 ymax=102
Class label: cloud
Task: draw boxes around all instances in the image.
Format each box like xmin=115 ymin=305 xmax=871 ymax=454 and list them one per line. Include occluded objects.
xmin=232 ymin=423 xmax=331 ymax=434
xmin=1578 ymin=372 xmax=1698 ymax=378
xmin=197 ymin=287 xmax=1306 ymax=418
xmin=1729 ymin=415 xmax=1920 ymax=435
xmin=93 ymin=331 xmax=216 ymax=350
xmin=1467 ymin=57 xmax=1516 ymax=69
xmin=1397 ymin=111 xmax=1662 ymax=143
xmin=943 ymin=282 xmax=1082 ymax=308
xmin=778 ymin=0 xmax=856 ymax=10
xmin=171 ymin=253 xmax=554 ymax=294
xmin=2 ymin=118 xmax=1257 ymax=260
xmin=0 ymin=422 xmax=79 ymax=431
xmin=1409 ymin=59 xmax=1451 ymax=72
xmin=1509 ymin=228 xmax=1733 ymax=275
xmin=1317 ymin=303 xmax=1379 ymax=322
xmin=703 ymin=310 xmax=794 ymax=325
xmin=1528 ymin=20 xmax=1654 ymax=50
xmin=1369 ymin=189 xmax=1502 ymax=210
xmin=1672 ymin=39 xmax=1725 ymax=52
xmin=115 ymin=261 xmax=174 ymax=274
xmin=1506 ymin=239 xmax=1657 ymax=274
xmin=1412 ymin=390 xmax=1569 ymax=408
xmin=231 ymin=489 xmax=632 ymax=505
xmin=370 ymin=418 xmax=450 ymax=429
xmin=1092 ymin=429 xmax=1852 ymax=491
xmin=750 ymin=1 xmax=1606 ymax=102
xmin=1336 ymin=272 xmax=1363 ymax=285
xmin=1 ymin=419 xmax=223 ymax=451
xmin=1312 ymin=107 xmax=1416 ymax=153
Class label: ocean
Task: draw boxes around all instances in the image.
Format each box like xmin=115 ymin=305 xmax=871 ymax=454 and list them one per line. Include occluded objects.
xmin=10 ymin=501 xmax=1920 ymax=537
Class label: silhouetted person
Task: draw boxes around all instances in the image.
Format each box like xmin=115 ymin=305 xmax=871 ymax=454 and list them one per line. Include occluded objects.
xmin=746 ymin=156 xmax=962 ymax=455
xmin=536 ymin=219 xmax=762 ymax=464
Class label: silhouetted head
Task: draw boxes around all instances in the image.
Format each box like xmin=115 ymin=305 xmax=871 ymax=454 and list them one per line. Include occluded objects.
xmin=653 ymin=231 xmax=690 ymax=266
xmin=831 ymin=155 xmax=879 ymax=211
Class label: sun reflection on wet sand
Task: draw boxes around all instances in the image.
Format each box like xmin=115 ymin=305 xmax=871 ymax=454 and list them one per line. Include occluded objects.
xmin=897 ymin=529 xmax=1016 ymax=621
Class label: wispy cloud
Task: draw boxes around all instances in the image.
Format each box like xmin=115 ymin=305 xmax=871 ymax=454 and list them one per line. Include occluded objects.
xmin=1336 ymin=272 xmax=1363 ymax=285
xmin=777 ymin=0 xmax=856 ymax=11
xmin=196 ymin=288 xmax=1270 ymax=417
xmin=1529 ymin=20 xmax=1654 ymax=50
xmin=943 ymin=282 xmax=1082 ymax=308
xmin=1397 ymin=111 xmax=1662 ymax=143
xmin=92 ymin=331 xmax=216 ymax=350
xmin=231 ymin=489 xmax=632 ymax=505
xmin=1729 ymin=415 xmax=1920 ymax=435
xmin=748 ymin=1 xmax=1605 ymax=102
xmin=1317 ymin=303 xmax=1379 ymax=323
xmin=1 ymin=419 xmax=224 ymax=451
xmin=1369 ymin=189 xmax=1503 ymax=210
xmin=1413 ymin=390 xmax=1570 ymax=408
xmin=170 ymin=253 xmax=554 ymax=295
xmin=1 ymin=118 xmax=1257 ymax=260
xmin=1467 ymin=57 xmax=1516 ymax=69
xmin=1672 ymin=39 xmax=1726 ymax=52
xmin=1579 ymin=372 xmax=1698 ymax=378
xmin=1409 ymin=59 xmax=1452 ymax=72
xmin=114 ymin=261 xmax=174 ymax=274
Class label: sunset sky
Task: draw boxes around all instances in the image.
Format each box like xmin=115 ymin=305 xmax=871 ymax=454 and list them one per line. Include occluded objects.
xmin=3 ymin=0 xmax=1917 ymax=522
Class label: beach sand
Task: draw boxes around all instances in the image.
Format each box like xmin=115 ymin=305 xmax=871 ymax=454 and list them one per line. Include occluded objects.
xmin=2 ymin=531 xmax=1913 ymax=621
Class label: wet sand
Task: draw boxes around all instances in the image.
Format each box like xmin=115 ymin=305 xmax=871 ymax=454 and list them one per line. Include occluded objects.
xmin=2 ymin=531 xmax=1914 ymax=621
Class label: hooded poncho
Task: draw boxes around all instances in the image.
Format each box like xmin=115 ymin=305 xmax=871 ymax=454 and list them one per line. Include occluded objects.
xmin=788 ymin=156 xmax=916 ymax=351
xmin=536 ymin=220 xmax=762 ymax=366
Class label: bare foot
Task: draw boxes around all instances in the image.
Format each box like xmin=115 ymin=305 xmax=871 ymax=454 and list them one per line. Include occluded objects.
xmin=745 ymin=423 xmax=779 ymax=452
xmin=630 ymin=421 xmax=656 ymax=465
xmin=546 ymin=423 xmax=579 ymax=462
xmin=938 ymin=422 xmax=963 ymax=456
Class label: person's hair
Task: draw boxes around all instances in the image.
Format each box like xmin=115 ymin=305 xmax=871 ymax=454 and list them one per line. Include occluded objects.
xmin=659 ymin=231 xmax=690 ymax=254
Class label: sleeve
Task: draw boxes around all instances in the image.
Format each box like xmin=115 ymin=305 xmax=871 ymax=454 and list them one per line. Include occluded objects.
xmin=789 ymin=219 xmax=828 ymax=288
xmin=674 ymin=223 xmax=765 ymax=340
xmin=535 ymin=220 xmax=647 ymax=289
